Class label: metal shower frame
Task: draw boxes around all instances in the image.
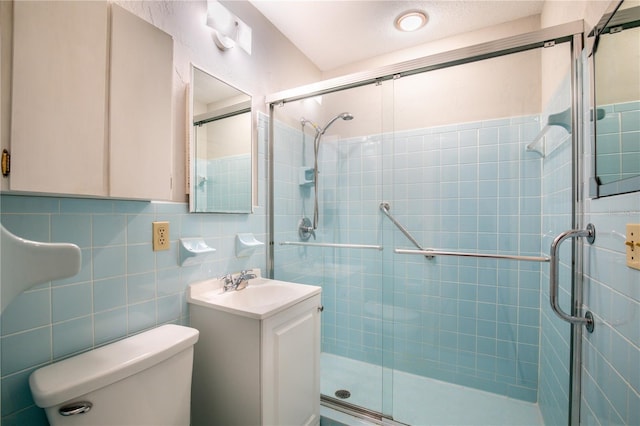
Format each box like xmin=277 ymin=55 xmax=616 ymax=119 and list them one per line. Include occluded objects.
xmin=266 ymin=20 xmax=587 ymax=425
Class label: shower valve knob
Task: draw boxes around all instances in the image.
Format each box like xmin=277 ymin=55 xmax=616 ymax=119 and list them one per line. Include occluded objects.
xmin=298 ymin=217 xmax=315 ymax=241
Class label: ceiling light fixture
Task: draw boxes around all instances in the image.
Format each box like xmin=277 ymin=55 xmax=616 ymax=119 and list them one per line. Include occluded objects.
xmin=395 ymin=10 xmax=428 ymax=32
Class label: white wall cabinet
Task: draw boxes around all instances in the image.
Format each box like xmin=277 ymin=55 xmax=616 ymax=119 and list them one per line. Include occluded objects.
xmin=10 ymin=1 xmax=109 ymax=196
xmin=109 ymin=5 xmax=173 ymax=200
xmin=190 ymin=294 xmax=321 ymax=426
xmin=9 ymin=2 xmax=173 ymax=200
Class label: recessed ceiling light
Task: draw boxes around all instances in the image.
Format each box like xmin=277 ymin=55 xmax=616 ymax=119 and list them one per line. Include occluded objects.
xmin=395 ymin=10 xmax=428 ymax=32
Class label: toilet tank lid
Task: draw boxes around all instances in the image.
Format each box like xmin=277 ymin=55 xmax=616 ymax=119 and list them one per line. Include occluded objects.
xmin=29 ymin=324 xmax=199 ymax=408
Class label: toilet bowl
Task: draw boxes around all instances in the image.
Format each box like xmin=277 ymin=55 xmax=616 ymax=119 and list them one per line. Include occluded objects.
xmin=29 ymin=324 xmax=199 ymax=426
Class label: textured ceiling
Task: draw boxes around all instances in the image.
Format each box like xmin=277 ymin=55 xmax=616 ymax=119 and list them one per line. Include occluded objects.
xmin=250 ymin=0 xmax=545 ymax=71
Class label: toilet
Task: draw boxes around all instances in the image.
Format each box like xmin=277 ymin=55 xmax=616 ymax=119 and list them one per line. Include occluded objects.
xmin=29 ymin=324 xmax=199 ymax=426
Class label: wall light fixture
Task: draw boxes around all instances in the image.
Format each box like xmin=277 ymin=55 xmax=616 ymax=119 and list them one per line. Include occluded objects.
xmin=206 ymin=0 xmax=252 ymax=54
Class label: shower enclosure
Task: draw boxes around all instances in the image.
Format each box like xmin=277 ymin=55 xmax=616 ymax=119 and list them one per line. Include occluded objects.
xmin=268 ymin=22 xmax=588 ymax=425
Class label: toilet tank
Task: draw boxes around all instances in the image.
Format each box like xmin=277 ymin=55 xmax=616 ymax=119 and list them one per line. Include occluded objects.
xmin=29 ymin=324 xmax=199 ymax=426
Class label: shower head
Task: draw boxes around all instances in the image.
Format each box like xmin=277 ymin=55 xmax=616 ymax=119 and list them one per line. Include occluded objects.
xmin=319 ymin=112 xmax=354 ymax=135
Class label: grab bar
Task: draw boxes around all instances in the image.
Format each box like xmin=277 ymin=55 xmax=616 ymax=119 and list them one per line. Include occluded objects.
xmin=394 ymin=249 xmax=550 ymax=262
xmin=280 ymin=241 xmax=383 ymax=250
xmin=379 ymin=202 xmax=433 ymax=259
xmin=549 ymin=224 xmax=596 ymax=332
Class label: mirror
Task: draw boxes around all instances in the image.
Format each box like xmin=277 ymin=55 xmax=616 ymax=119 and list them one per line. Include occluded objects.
xmin=189 ymin=65 xmax=253 ymax=212
xmin=589 ymin=1 xmax=640 ymax=197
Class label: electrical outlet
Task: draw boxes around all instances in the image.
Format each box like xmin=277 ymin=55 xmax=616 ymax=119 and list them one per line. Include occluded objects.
xmin=152 ymin=221 xmax=170 ymax=251
xmin=626 ymin=224 xmax=640 ymax=270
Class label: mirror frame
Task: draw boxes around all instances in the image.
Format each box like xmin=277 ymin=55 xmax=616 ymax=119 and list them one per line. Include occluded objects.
xmin=188 ymin=64 xmax=254 ymax=213
xmin=588 ymin=0 xmax=640 ymax=198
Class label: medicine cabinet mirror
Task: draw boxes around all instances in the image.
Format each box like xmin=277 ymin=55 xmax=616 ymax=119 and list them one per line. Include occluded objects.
xmin=589 ymin=0 xmax=640 ymax=197
xmin=189 ymin=65 xmax=253 ymax=213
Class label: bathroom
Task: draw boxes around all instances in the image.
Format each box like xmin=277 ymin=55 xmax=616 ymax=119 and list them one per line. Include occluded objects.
xmin=1 ymin=0 xmax=639 ymax=425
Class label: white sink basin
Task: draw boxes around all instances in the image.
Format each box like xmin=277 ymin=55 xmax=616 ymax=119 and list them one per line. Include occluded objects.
xmin=187 ymin=276 xmax=321 ymax=319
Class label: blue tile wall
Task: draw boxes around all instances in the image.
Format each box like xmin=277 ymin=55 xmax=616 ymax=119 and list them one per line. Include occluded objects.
xmin=580 ymin=83 xmax=640 ymax=424
xmin=596 ymin=101 xmax=640 ymax=185
xmin=273 ymin=113 xmax=544 ymax=402
xmin=195 ymin=154 xmax=252 ymax=212
xmin=581 ymin=196 xmax=640 ymax=426
xmin=0 ymin=114 xmax=268 ymax=425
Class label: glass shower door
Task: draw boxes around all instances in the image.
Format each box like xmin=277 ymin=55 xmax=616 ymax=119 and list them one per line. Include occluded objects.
xmin=270 ymin=81 xmax=394 ymax=417
xmin=385 ymin=42 xmax=575 ymax=425
xmin=269 ymin=28 xmax=582 ymax=425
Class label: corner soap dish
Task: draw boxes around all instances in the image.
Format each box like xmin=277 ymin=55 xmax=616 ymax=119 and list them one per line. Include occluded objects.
xmin=235 ymin=233 xmax=265 ymax=258
xmin=179 ymin=238 xmax=216 ymax=266
xmin=299 ymin=167 xmax=315 ymax=186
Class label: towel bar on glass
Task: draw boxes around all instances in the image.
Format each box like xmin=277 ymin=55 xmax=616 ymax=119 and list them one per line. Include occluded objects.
xmin=280 ymin=241 xmax=383 ymax=250
xmin=393 ymin=248 xmax=550 ymax=262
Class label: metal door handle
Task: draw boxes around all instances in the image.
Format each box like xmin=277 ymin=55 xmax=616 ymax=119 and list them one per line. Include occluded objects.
xmin=549 ymin=223 xmax=595 ymax=332
xmin=59 ymin=401 xmax=92 ymax=416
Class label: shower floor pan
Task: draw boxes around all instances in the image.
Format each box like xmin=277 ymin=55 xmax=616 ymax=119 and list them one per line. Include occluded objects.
xmin=321 ymin=353 xmax=543 ymax=426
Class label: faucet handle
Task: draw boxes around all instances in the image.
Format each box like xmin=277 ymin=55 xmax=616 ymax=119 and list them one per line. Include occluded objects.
xmin=298 ymin=217 xmax=316 ymax=241
xmin=220 ymin=274 xmax=235 ymax=291
xmin=239 ymin=270 xmax=257 ymax=280
xmin=233 ymin=270 xmax=256 ymax=291
xmin=235 ymin=280 xmax=249 ymax=291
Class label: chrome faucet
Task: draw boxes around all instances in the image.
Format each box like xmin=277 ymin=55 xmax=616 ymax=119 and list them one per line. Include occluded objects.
xmin=221 ymin=270 xmax=256 ymax=292
xmin=234 ymin=269 xmax=256 ymax=290
xmin=222 ymin=274 xmax=235 ymax=292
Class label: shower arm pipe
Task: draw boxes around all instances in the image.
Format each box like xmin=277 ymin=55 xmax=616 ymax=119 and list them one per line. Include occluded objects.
xmin=379 ymin=202 xmax=433 ymax=259
xmin=280 ymin=241 xmax=383 ymax=250
xmin=313 ymin=132 xmax=320 ymax=230
xmin=394 ymin=248 xmax=550 ymax=263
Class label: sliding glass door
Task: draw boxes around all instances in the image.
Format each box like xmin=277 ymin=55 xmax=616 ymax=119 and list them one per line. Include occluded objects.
xmin=270 ymin=82 xmax=394 ymax=416
xmin=269 ymin=24 xmax=582 ymax=425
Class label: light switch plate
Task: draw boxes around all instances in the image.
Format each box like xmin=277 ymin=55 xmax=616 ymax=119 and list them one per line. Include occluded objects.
xmin=626 ymin=224 xmax=640 ymax=270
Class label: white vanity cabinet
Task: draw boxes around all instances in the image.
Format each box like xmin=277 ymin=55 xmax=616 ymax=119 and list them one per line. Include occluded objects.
xmin=190 ymin=290 xmax=321 ymax=426
xmin=9 ymin=2 xmax=173 ymax=200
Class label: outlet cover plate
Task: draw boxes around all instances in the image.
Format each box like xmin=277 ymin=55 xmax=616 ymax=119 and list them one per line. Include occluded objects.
xmin=626 ymin=223 xmax=640 ymax=270
xmin=153 ymin=221 xmax=170 ymax=251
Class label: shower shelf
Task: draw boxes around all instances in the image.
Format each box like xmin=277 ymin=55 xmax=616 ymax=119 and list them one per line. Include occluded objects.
xmin=526 ymin=108 xmax=572 ymax=158
xmin=299 ymin=167 xmax=315 ymax=186
xmin=526 ymin=107 xmax=605 ymax=157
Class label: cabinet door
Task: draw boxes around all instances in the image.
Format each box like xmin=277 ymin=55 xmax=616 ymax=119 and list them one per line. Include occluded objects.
xmin=263 ymin=295 xmax=321 ymax=426
xmin=10 ymin=1 xmax=108 ymax=196
xmin=109 ymin=5 xmax=173 ymax=200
